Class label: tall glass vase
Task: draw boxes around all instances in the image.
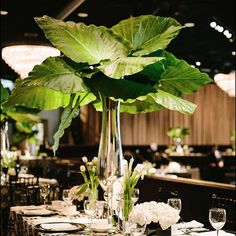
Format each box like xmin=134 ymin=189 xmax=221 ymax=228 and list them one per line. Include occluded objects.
xmin=97 ymin=96 xmax=124 ymax=192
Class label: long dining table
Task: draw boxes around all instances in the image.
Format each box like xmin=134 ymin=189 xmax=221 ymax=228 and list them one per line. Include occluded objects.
xmin=6 ymin=205 xmax=236 ymax=236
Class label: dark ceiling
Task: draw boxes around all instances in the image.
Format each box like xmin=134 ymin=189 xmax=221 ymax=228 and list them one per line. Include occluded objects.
xmin=1 ymin=0 xmax=235 ymax=81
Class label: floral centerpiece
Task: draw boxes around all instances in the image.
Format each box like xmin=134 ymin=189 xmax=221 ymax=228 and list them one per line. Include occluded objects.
xmin=129 ymin=201 xmax=180 ymax=230
xmin=69 ymin=156 xmax=99 ymax=202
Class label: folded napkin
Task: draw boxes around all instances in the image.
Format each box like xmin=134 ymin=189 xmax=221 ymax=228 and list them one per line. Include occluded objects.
xmin=176 ymin=220 xmax=204 ymax=229
xmin=21 ymin=209 xmax=53 ymax=215
xmin=31 ymin=216 xmax=64 ymax=225
xmin=12 ymin=205 xmax=44 ymax=212
xmin=40 ymin=223 xmax=77 ymax=231
xmin=191 ymin=230 xmax=235 ymax=236
xmin=72 ymin=217 xmax=91 ymax=225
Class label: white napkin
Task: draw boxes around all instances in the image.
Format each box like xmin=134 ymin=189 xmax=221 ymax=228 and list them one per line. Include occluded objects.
xmin=176 ymin=220 xmax=204 ymax=229
xmin=72 ymin=217 xmax=91 ymax=225
xmin=30 ymin=217 xmax=65 ymax=226
xmin=40 ymin=223 xmax=77 ymax=231
xmin=21 ymin=209 xmax=53 ymax=215
xmin=191 ymin=230 xmax=235 ymax=236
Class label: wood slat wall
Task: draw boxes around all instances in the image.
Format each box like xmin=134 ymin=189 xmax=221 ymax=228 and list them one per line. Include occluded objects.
xmin=79 ymin=83 xmax=235 ymax=146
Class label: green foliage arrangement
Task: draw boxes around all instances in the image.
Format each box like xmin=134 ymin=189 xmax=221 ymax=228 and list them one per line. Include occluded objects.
xmin=3 ymin=15 xmax=212 ymax=154
xmin=167 ymin=126 xmax=190 ymax=140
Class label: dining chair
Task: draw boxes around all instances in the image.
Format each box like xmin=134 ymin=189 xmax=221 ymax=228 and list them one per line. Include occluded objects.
xmin=9 ymin=176 xmax=40 ymax=206
xmin=211 ymin=194 xmax=236 ymax=231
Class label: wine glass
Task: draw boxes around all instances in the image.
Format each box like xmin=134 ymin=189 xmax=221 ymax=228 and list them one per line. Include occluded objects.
xmin=62 ymin=189 xmax=73 ymax=207
xmin=40 ymin=184 xmax=51 ymax=206
xmin=131 ymin=188 xmax=140 ymax=204
xmin=84 ymin=200 xmax=97 ymax=231
xmin=167 ymin=198 xmax=182 ymax=214
xmin=209 ymin=208 xmax=226 ymax=236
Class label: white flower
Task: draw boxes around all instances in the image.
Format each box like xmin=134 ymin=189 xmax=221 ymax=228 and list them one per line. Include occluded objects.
xmin=82 ymin=156 xmax=88 ymax=163
xmin=80 ymin=165 xmax=86 ymax=172
xmin=129 ymin=201 xmax=180 ymax=229
xmin=134 ymin=164 xmax=144 ymax=174
xmin=92 ymin=157 xmax=98 ymax=164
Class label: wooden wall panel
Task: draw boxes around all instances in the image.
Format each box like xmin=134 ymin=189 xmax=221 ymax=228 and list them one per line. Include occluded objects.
xmin=120 ymin=84 xmax=235 ymax=145
xmin=79 ymin=83 xmax=235 ymax=145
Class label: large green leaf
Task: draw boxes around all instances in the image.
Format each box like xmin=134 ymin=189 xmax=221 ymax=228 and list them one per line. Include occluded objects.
xmin=119 ymin=89 xmax=196 ymax=114
xmin=98 ymin=56 xmax=164 ymax=79
xmin=5 ymin=80 xmax=70 ymax=111
xmin=6 ymin=112 xmax=41 ymax=123
xmin=35 ymin=15 xmax=131 ymax=65
xmin=85 ymin=74 xmax=156 ymax=100
xmin=22 ymin=56 xmax=88 ymax=94
xmin=112 ymin=15 xmax=183 ymax=56
xmin=0 ymin=82 xmax=10 ymax=104
xmin=52 ymin=92 xmax=94 ymax=154
xmin=150 ymin=50 xmax=213 ymax=96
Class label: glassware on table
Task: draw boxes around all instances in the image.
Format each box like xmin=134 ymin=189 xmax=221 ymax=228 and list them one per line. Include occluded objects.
xmin=167 ymin=198 xmax=182 ymax=214
xmin=40 ymin=184 xmax=51 ymax=205
xmin=131 ymin=188 xmax=140 ymax=204
xmin=209 ymin=208 xmax=226 ymax=236
xmin=62 ymin=189 xmax=73 ymax=206
xmin=84 ymin=200 xmax=97 ymax=231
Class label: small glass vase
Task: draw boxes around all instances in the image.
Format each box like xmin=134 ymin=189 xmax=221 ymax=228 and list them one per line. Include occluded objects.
xmin=122 ymin=199 xmax=133 ymax=235
xmin=88 ymin=188 xmax=98 ymax=202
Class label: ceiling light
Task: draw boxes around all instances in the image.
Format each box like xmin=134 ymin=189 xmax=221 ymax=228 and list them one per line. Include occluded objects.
xmin=214 ymin=71 xmax=235 ymax=97
xmin=77 ymin=12 xmax=88 ymax=18
xmin=184 ymin=22 xmax=195 ymax=28
xmin=223 ymin=30 xmax=229 ymax=36
xmin=195 ymin=61 xmax=201 ymax=66
xmin=232 ymin=51 xmax=236 ymax=56
xmin=217 ymin=26 xmax=224 ymax=33
xmin=210 ymin=21 xmax=217 ymax=28
xmin=1 ymin=45 xmax=60 ymax=78
xmin=226 ymin=33 xmax=232 ymax=39
xmin=1 ymin=10 xmax=8 ymax=15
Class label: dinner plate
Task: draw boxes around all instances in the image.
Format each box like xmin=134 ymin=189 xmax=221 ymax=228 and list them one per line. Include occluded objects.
xmin=19 ymin=209 xmax=57 ymax=217
xmin=35 ymin=222 xmax=85 ymax=232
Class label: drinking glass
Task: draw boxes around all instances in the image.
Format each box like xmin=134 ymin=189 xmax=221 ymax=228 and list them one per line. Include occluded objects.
xmin=209 ymin=208 xmax=226 ymax=236
xmin=167 ymin=198 xmax=182 ymax=214
xmin=40 ymin=184 xmax=51 ymax=205
xmin=131 ymin=188 xmax=140 ymax=204
xmin=62 ymin=189 xmax=73 ymax=206
xmin=84 ymin=200 xmax=97 ymax=231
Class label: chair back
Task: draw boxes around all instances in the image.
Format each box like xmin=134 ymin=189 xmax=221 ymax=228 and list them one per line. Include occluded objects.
xmin=9 ymin=176 xmax=40 ymax=206
xmin=211 ymin=194 xmax=236 ymax=231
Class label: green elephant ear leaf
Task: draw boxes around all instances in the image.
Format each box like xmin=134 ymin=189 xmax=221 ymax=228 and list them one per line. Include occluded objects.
xmin=85 ymin=74 xmax=156 ymax=100
xmin=4 ymin=79 xmax=70 ymax=111
xmin=0 ymin=82 xmax=10 ymax=104
xmin=35 ymin=15 xmax=131 ymax=65
xmin=53 ymin=92 xmax=96 ymax=154
xmin=6 ymin=112 xmax=41 ymax=123
xmin=98 ymin=56 xmax=164 ymax=79
xmin=112 ymin=15 xmax=183 ymax=56
xmin=150 ymin=50 xmax=213 ymax=96
xmin=22 ymin=56 xmax=88 ymax=94
xmin=118 ymin=89 xmax=196 ymax=115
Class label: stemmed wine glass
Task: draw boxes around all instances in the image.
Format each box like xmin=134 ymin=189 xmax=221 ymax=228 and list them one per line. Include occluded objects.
xmin=84 ymin=200 xmax=97 ymax=232
xmin=209 ymin=208 xmax=226 ymax=236
xmin=40 ymin=184 xmax=51 ymax=206
xmin=62 ymin=189 xmax=73 ymax=207
xmin=167 ymin=198 xmax=182 ymax=214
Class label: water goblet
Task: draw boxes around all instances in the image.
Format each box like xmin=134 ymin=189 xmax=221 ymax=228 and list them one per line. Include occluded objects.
xmin=167 ymin=198 xmax=182 ymax=214
xmin=62 ymin=189 xmax=73 ymax=206
xmin=209 ymin=208 xmax=226 ymax=236
xmin=40 ymin=184 xmax=51 ymax=206
xmin=84 ymin=200 xmax=97 ymax=232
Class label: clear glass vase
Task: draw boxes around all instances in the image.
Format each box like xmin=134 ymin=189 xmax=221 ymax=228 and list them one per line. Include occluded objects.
xmin=97 ymin=96 xmax=124 ymax=192
xmin=1 ymin=121 xmax=10 ymax=153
